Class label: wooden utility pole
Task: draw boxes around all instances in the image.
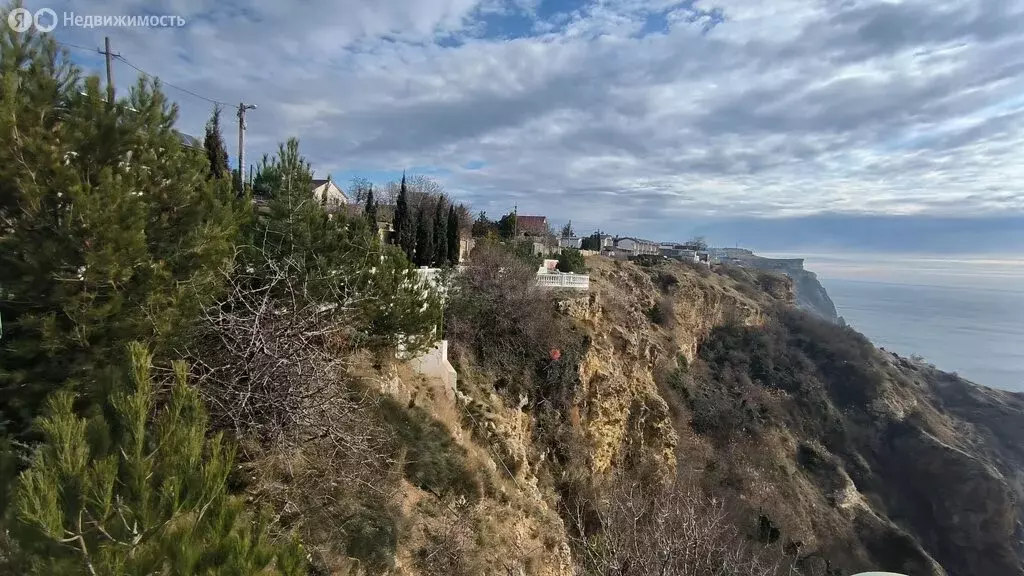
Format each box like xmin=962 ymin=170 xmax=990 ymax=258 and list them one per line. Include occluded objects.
xmin=236 ymin=101 xmax=257 ymax=193
xmin=98 ymin=37 xmax=119 ymax=102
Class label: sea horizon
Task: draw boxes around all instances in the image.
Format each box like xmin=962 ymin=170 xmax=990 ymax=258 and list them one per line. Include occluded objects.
xmin=760 ymin=251 xmax=1024 ymax=392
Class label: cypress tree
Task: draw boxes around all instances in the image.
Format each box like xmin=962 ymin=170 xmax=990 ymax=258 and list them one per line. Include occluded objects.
xmin=203 ymin=104 xmax=230 ymax=180
xmin=414 ymin=205 xmax=433 ymax=267
xmin=365 ymin=185 xmax=378 ymax=229
xmin=0 ymin=28 xmax=244 ymax=440
xmin=4 ymin=342 xmax=306 ymax=575
xmin=446 ymin=206 xmax=460 ymax=265
xmin=432 ymin=197 xmax=448 ymax=267
xmin=395 ymin=174 xmax=415 ymax=260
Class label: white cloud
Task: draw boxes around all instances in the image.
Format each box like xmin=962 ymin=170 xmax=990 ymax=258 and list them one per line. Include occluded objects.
xmin=38 ymin=0 xmax=1024 ymax=236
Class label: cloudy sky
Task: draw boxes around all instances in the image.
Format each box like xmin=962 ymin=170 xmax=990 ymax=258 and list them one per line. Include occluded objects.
xmin=31 ymin=0 xmax=1024 ymax=253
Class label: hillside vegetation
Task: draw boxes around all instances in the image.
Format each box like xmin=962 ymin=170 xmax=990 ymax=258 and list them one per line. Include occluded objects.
xmin=3 ymin=19 xmax=1023 ymax=576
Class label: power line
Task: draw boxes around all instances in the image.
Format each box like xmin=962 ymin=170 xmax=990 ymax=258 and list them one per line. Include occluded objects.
xmin=55 ymin=39 xmax=228 ymax=106
xmin=114 ymin=54 xmax=228 ymax=105
xmin=54 ymin=40 xmax=94 ymax=53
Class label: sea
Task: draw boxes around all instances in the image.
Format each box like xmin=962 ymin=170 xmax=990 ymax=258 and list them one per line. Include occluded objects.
xmin=762 ymin=253 xmax=1024 ymax=392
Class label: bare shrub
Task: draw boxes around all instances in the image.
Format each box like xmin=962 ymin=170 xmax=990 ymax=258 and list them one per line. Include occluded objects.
xmin=183 ymin=248 xmax=369 ymax=445
xmin=445 ymin=242 xmax=557 ymax=380
xmin=414 ymin=499 xmax=481 ymax=576
xmin=647 ymin=296 xmax=676 ymax=328
xmin=682 ymin=260 xmax=712 ymax=277
xmin=570 ymin=474 xmax=798 ymax=576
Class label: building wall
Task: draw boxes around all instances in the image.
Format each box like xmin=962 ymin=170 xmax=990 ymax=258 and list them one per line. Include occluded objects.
xmin=616 ymin=238 xmax=639 ymax=251
xmin=312 ymin=181 xmax=348 ymax=209
xmin=459 ymin=237 xmax=476 ymax=263
xmin=617 ymin=238 xmax=659 ymax=256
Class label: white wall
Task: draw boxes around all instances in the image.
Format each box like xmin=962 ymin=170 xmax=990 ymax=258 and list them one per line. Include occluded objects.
xmin=536 ymin=273 xmax=590 ymax=290
xmin=312 ymin=181 xmax=348 ymax=208
xmin=409 ymin=340 xmax=458 ymax=397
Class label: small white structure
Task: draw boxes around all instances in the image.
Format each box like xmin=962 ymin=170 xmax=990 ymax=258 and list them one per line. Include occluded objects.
xmin=536 ymin=273 xmax=590 ymax=290
xmin=536 ymin=259 xmax=590 ymax=290
xmin=409 ymin=340 xmax=458 ymax=397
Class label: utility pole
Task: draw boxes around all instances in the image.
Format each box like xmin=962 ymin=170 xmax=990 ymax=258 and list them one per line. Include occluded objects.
xmin=236 ymin=101 xmax=257 ymax=194
xmin=513 ymin=204 xmax=518 ymax=240
xmin=98 ymin=37 xmax=119 ymax=102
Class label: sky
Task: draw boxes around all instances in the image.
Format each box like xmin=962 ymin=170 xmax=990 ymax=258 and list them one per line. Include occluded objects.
xmin=26 ymin=0 xmax=1024 ymax=254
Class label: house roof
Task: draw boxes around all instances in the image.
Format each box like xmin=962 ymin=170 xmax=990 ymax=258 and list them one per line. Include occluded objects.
xmin=175 ymin=131 xmax=202 ymax=150
xmin=616 ymin=236 xmax=658 ymax=245
xmin=516 ymin=215 xmax=548 ymax=235
xmin=311 ymin=179 xmax=348 ymax=198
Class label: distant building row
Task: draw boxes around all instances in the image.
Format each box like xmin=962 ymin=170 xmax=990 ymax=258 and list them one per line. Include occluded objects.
xmin=557 ymin=234 xmax=711 ymax=263
xmin=262 ymin=182 xmax=717 ymax=269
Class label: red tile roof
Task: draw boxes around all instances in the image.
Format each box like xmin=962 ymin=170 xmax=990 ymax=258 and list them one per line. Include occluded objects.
xmin=516 ymin=215 xmax=548 ymax=236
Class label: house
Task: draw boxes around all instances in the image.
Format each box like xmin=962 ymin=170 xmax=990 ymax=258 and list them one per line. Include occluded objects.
xmin=176 ymin=131 xmax=203 ymax=150
xmin=559 ymin=236 xmax=583 ymax=249
xmin=660 ymin=243 xmax=704 ymax=263
xmin=600 ymin=248 xmax=629 ymax=260
xmin=659 ymin=243 xmax=684 ymax=259
xmin=515 ymin=215 xmax=550 ymax=237
xmin=311 ymin=178 xmax=348 ymax=211
xmin=614 ymin=237 xmax=659 ymax=256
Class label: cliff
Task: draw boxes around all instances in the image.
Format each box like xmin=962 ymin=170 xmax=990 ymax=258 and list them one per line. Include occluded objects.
xmin=246 ymin=254 xmax=1024 ymax=576
xmin=721 ymin=253 xmax=840 ymax=323
xmin=570 ymin=258 xmax=1024 ymax=576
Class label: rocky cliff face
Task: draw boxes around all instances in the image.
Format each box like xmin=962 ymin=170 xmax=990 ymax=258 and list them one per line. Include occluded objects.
xmin=568 ymin=258 xmax=1024 ymax=576
xmin=724 ymin=254 xmax=840 ymax=323
xmin=357 ymin=256 xmax=1022 ymax=576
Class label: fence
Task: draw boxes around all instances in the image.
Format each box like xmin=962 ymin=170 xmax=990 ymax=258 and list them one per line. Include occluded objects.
xmin=536 ymin=273 xmax=590 ymax=290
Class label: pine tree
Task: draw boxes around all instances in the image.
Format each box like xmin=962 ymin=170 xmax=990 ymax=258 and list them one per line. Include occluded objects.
xmin=472 ymin=211 xmax=494 ymax=238
xmin=246 ymin=137 xmax=359 ymax=289
xmin=4 ymin=342 xmax=305 ymax=575
xmin=0 ymin=28 xmax=244 ymax=441
xmin=446 ymin=205 xmax=460 ymax=265
xmin=203 ymin=104 xmax=230 ymax=180
xmin=414 ymin=205 xmax=434 ymax=267
xmin=498 ymin=212 xmax=517 ymax=240
xmin=240 ymin=141 xmax=437 ymax=359
xmin=355 ymin=244 xmax=442 ymax=357
xmin=432 ymin=197 xmax=448 ymax=267
xmin=561 ymin=220 xmax=575 ymax=238
xmin=395 ymin=173 xmax=415 ymax=260
xmin=365 ymin=185 xmax=378 ymax=229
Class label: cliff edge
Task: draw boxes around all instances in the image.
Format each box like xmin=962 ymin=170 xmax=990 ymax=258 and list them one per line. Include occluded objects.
xmin=717 ymin=251 xmax=840 ymax=323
